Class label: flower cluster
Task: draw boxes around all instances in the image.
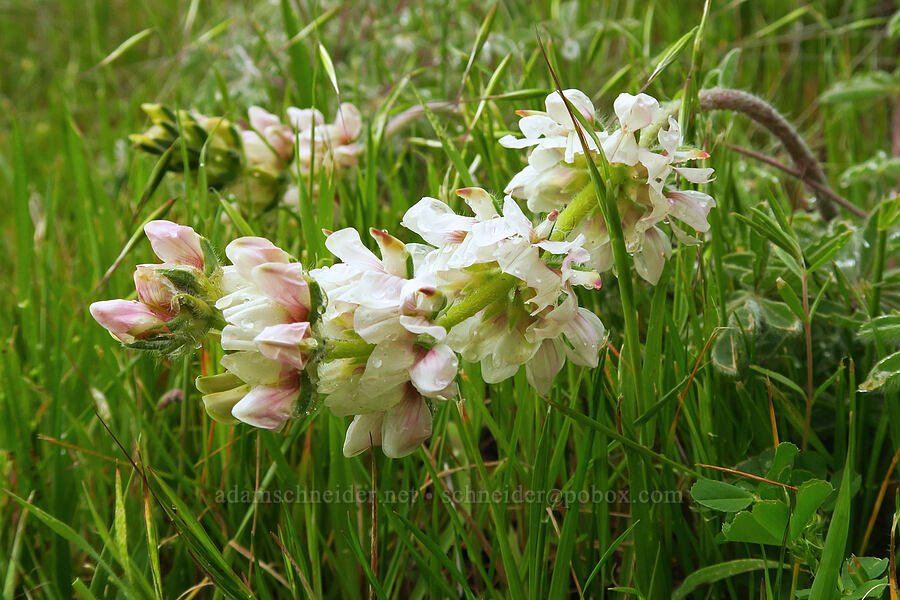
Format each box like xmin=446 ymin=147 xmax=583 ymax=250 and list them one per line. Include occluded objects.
xmin=90 ymin=221 xmax=222 ymax=354
xmin=196 ymin=236 xmax=320 ymax=431
xmin=402 ymin=187 xmax=607 ymax=395
xmin=96 ymin=87 xmax=713 ymax=460
xmin=129 ymin=104 xmax=243 ymax=187
xmin=500 ymin=89 xmax=715 ymax=284
xmin=131 ymin=103 xmax=364 ymax=214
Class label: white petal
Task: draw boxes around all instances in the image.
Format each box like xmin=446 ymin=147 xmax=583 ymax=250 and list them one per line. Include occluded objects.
xmin=498 ymin=134 xmax=540 ymax=149
xmin=251 ymin=262 xmax=311 ymax=321
xmin=544 ymin=89 xmax=595 ymax=128
xmin=456 ymin=187 xmax=498 ymax=219
xmin=519 ymin=114 xmax=558 ymax=138
xmin=382 ymin=392 xmax=432 ymax=458
xmin=369 ymin=228 xmax=410 ymax=278
xmin=525 ymin=340 xmax=564 ymax=396
xmin=353 ymin=305 xmax=406 ymax=343
xmin=562 ymin=308 xmax=607 ymax=367
xmin=528 ymin=146 xmax=563 ymax=172
xmin=673 ymin=166 xmax=715 ymax=184
xmin=401 ymin=197 xmax=474 ymax=246
xmin=613 ymin=92 xmax=659 ymax=131
xmin=668 ymin=190 xmax=715 ymax=232
xmin=409 ymin=344 xmax=458 ymax=397
xmin=144 ymin=220 xmax=205 ymax=269
xmin=342 ymin=412 xmax=384 ymax=456
xmin=632 ymin=227 xmax=671 ymax=285
xmin=287 ymin=107 xmax=325 ymax=131
xmin=220 ymin=351 xmax=284 ymax=386
xmin=335 ymin=103 xmax=362 ymax=142
xmin=399 ymin=315 xmax=446 ymax=340
xmin=325 ymin=228 xmax=384 ymax=272
xmin=231 ymin=380 xmax=299 ymax=430
xmin=254 ymin=322 xmax=313 ymax=370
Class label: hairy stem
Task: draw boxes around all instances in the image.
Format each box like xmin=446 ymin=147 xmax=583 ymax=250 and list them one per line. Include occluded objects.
xmin=550 ymin=184 xmax=598 ymax=241
xmin=436 ymin=273 xmax=516 ymax=331
xmin=324 ymin=339 xmax=376 ymax=360
xmin=698 ymin=87 xmax=839 ymax=220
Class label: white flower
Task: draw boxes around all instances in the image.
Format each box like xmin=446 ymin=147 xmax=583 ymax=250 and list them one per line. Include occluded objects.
xmin=310 ymin=227 xmax=457 ymax=456
xmin=242 ymin=106 xmax=294 ymax=172
xmin=403 ymin=188 xmax=601 ymax=313
xmin=499 ymin=90 xmax=596 ymax=212
xmin=342 ymin=387 xmax=434 ymax=458
xmin=290 ymin=103 xmax=364 ymax=176
xmin=206 ymin=236 xmax=316 ymax=430
xmin=402 ymin=187 xmax=606 ymax=392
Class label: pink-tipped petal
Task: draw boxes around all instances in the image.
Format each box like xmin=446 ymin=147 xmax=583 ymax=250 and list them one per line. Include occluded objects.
xmin=231 ymin=379 xmax=299 ymax=430
xmin=144 ymin=220 xmax=205 ymax=269
xmin=324 ymin=228 xmax=384 ymax=272
xmin=90 ymin=299 xmax=167 ymax=343
xmin=250 ymin=262 xmax=311 ymax=321
xmin=225 ymin=237 xmax=291 ymax=278
xmin=254 ymin=322 xmax=313 ymax=371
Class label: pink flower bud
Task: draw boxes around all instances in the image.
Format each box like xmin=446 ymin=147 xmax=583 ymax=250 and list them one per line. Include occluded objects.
xmin=254 ymin=322 xmax=314 ymax=371
xmin=248 ymin=106 xmax=282 ymax=133
xmin=225 ymin=237 xmax=290 ymax=279
xmin=382 ymin=391 xmax=433 ymax=458
xmin=144 ymin=220 xmax=205 ymax=269
xmin=250 ymin=262 xmax=311 ymax=321
xmin=89 ymin=299 xmax=168 ymax=343
xmin=133 ymin=266 xmax=177 ymax=317
xmin=231 ymin=376 xmax=300 ymax=431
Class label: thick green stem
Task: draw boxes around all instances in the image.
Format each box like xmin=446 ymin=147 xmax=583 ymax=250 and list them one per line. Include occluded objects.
xmin=324 ymin=339 xmax=376 ymax=360
xmin=550 ymin=185 xmax=597 ymax=241
xmin=436 ymin=273 xmax=516 ymax=331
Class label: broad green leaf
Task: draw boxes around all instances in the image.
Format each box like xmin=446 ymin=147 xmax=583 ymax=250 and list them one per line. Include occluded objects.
xmin=691 ymin=480 xmax=753 ymax=512
xmin=760 ymin=299 xmax=802 ymax=334
xmin=841 ymin=556 xmax=888 ymax=588
xmin=722 ymin=501 xmax=790 ymax=546
xmin=711 ymin=328 xmax=746 ymax=376
xmin=877 ymin=195 xmax=900 ymax=231
xmin=789 ymin=479 xmax=833 ymax=541
xmin=765 ymin=442 xmax=799 ymax=482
